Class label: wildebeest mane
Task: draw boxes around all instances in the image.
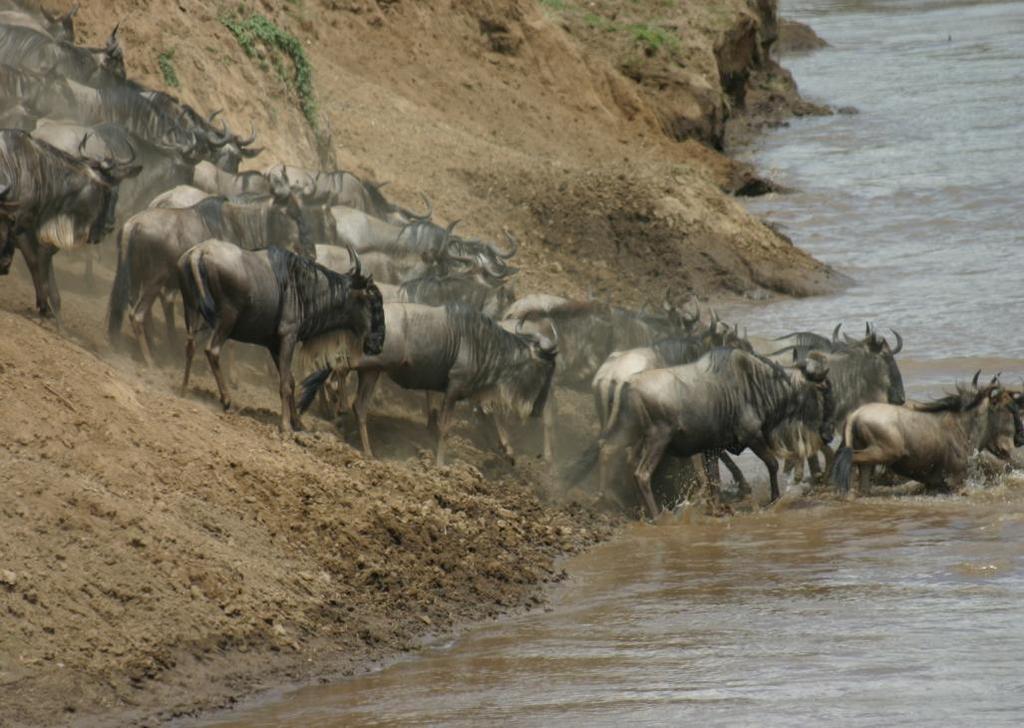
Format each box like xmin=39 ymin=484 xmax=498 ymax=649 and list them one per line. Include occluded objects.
xmin=914 ymin=385 xmax=989 ymax=413
xmin=267 ymin=247 xmax=384 ymax=348
xmin=651 ymin=336 xmax=705 ymax=366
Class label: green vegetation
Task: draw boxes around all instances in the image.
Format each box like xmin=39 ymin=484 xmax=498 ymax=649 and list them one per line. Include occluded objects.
xmin=540 ymin=0 xmax=567 ymax=10
xmin=221 ymin=10 xmax=318 ymax=129
xmin=626 ymin=23 xmax=679 ymax=55
xmin=157 ymin=49 xmax=179 ymax=88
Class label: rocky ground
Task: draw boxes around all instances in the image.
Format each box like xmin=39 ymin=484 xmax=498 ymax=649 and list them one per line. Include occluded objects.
xmin=2 ymin=1 xmax=834 ymax=725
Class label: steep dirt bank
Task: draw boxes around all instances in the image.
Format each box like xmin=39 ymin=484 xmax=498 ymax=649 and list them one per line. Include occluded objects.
xmin=2 ymin=1 xmax=837 ymax=724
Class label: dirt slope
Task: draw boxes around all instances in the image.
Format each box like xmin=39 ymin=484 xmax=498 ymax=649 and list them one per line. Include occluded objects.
xmin=2 ymin=1 xmax=834 ymax=724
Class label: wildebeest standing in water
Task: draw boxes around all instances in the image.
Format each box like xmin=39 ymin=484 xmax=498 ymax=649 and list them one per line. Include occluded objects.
xmin=0 ymin=129 xmax=140 ymax=321
xmin=299 ymin=303 xmax=558 ymax=466
xmin=177 ymin=240 xmax=385 ymax=432
xmin=595 ymin=348 xmax=834 ymax=520
xmin=831 ymin=374 xmax=1023 ymax=495
xmin=107 ymin=172 xmax=315 ymax=365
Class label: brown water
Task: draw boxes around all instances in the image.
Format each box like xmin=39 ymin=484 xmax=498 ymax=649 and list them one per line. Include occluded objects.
xmin=195 ymin=1 xmax=1024 ymax=725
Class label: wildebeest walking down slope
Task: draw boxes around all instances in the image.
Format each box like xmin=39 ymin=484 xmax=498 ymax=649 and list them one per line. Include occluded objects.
xmin=107 ymin=176 xmax=316 ymax=365
xmin=0 ymin=128 xmax=140 ymax=321
xmin=177 ymin=240 xmax=385 ymax=432
xmin=299 ymin=303 xmax=558 ymax=465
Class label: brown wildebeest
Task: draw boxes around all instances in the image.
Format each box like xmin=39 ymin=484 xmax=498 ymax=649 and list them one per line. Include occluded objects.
xmin=831 ymin=373 xmax=1024 ymax=495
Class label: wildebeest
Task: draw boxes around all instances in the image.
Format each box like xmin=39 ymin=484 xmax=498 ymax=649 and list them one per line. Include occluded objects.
xmin=831 ymin=374 xmax=1023 ymax=495
xmin=192 ymin=160 xmax=272 ymax=197
xmin=0 ymin=22 xmax=122 ymax=84
xmin=148 ymin=184 xmax=211 ymax=210
xmin=773 ymin=325 xmax=905 ymax=483
xmin=178 ymin=240 xmax=385 ymax=432
xmin=108 ymin=175 xmax=316 ymax=365
xmin=504 ymin=294 xmax=700 ymax=459
xmin=298 ymin=303 xmax=558 ymax=465
xmin=0 ymin=129 xmax=139 ymax=319
xmin=31 ymin=120 xmax=202 ymax=218
xmin=0 ymin=1 xmax=78 ymax=42
xmin=594 ymin=348 xmax=833 ymax=519
xmin=265 ymin=164 xmax=431 ymax=224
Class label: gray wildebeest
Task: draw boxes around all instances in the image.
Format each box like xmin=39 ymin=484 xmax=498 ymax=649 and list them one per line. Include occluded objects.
xmin=177 ymin=240 xmax=385 ymax=432
xmin=265 ymin=164 xmax=432 ymax=224
xmin=0 ymin=22 xmax=122 ymax=83
xmin=0 ymin=129 xmax=139 ymax=320
xmin=503 ymin=293 xmax=700 ymax=460
xmin=831 ymin=374 xmax=1023 ymax=496
xmin=298 ymin=303 xmax=558 ymax=466
xmin=593 ymin=348 xmax=834 ymax=519
xmin=107 ymin=173 xmax=316 ymax=365
xmin=0 ymin=1 xmax=78 ymax=42
xmin=772 ymin=324 xmax=905 ymax=483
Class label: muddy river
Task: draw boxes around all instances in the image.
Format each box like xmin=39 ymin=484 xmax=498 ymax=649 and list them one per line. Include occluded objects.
xmin=196 ymin=0 xmax=1024 ymax=725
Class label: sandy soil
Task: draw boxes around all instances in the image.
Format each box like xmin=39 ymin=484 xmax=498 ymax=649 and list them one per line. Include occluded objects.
xmin=3 ymin=1 xmax=833 ymax=725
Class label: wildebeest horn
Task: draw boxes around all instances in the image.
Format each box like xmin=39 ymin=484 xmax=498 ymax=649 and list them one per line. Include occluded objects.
xmin=65 ymin=3 xmax=80 ymax=21
xmin=240 ymin=145 xmax=264 ymax=159
xmin=77 ymin=132 xmax=91 ymax=159
xmin=498 ymin=229 xmax=519 ymax=259
xmin=207 ymin=109 xmax=223 ymax=125
xmin=972 ymin=370 xmax=981 ymax=388
xmin=832 ymin=323 xmax=842 ymax=343
xmin=344 ymin=243 xmax=362 ymax=278
xmin=890 ymin=329 xmax=903 ymax=355
xmin=843 ymin=333 xmax=857 ymax=345
xmin=545 ymin=320 xmax=560 ymax=349
xmin=409 ymin=193 xmax=433 ymax=221
xmin=104 ymin=24 xmax=120 ymax=53
xmin=237 ymin=124 xmax=257 ymax=147
xmin=443 ymin=219 xmax=460 ymax=243
xmin=515 ymin=318 xmax=525 ymax=335
xmin=865 ymin=322 xmax=871 ymax=337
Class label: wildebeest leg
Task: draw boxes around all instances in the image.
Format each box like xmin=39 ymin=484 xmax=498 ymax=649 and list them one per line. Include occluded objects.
xmin=424 ymin=392 xmax=437 ymax=431
xmin=632 ymin=425 xmax=671 ymax=520
xmin=353 ymin=370 xmax=381 ymax=457
xmin=204 ymin=311 xmax=236 ymax=411
xmin=0 ymin=225 xmax=14 ymax=275
xmin=807 ymin=455 xmax=822 ymax=483
xmin=130 ymin=284 xmax=163 ymax=367
xmin=435 ymin=391 xmax=459 ymax=466
xmin=856 ymin=464 xmax=872 ymax=495
xmin=181 ymin=330 xmax=197 ymax=395
xmin=84 ymin=247 xmax=95 ymax=289
xmin=820 ymin=443 xmax=836 ymax=475
xmin=542 ymin=390 xmax=556 ymax=462
xmin=749 ymin=438 xmax=781 ymax=502
xmin=719 ymin=453 xmax=748 ymax=495
xmin=270 ymin=335 xmax=301 ymax=432
xmin=160 ymin=290 xmax=178 ymax=355
xmin=488 ymin=413 xmax=515 ymax=464
xmin=792 ymin=457 xmax=806 ymax=484
xmin=18 ymin=237 xmax=56 ymax=320
xmin=691 ymin=453 xmax=713 ymax=505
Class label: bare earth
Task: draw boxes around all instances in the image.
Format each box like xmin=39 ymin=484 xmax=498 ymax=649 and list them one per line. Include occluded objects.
xmin=2 ymin=1 xmax=834 ymax=725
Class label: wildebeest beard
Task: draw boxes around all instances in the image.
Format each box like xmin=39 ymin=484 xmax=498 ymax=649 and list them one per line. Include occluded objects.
xmin=268 ymin=248 xmax=385 ymax=352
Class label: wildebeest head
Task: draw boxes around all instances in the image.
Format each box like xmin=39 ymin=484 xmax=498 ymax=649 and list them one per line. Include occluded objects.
xmin=794 ymin=352 xmax=835 ymax=443
xmin=841 ymin=324 xmax=906 ymax=406
xmin=76 ymin=134 xmax=142 ymax=238
xmin=98 ymin=24 xmax=125 ymax=78
xmin=269 ymin=168 xmax=316 ymax=258
xmin=979 ymin=381 xmax=1021 ymax=460
xmin=343 ymin=246 xmax=386 ymax=355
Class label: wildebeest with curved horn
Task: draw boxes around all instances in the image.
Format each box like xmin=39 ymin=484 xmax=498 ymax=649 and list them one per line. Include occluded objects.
xmin=0 ymin=129 xmax=140 ymax=320
xmin=590 ymin=348 xmax=834 ymax=519
xmin=178 ymin=240 xmax=385 ymax=432
xmin=0 ymin=22 xmax=122 ymax=84
xmin=299 ymin=303 xmax=558 ymax=465
xmin=107 ymin=171 xmax=316 ymax=365
xmin=831 ymin=373 xmax=1022 ymax=495
xmin=265 ymin=164 xmax=432 ymax=224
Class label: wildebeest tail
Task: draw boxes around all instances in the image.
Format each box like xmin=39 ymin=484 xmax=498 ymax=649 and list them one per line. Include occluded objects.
xmin=106 ymin=221 xmax=133 ymax=340
xmin=298 ymin=366 xmax=333 ymax=414
xmin=830 ymin=445 xmax=853 ymax=494
xmin=190 ymin=252 xmax=217 ymax=327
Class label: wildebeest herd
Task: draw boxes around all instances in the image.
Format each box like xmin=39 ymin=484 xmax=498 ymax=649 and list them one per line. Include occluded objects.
xmin=1 ymin=1 xmax=1021 ymax=520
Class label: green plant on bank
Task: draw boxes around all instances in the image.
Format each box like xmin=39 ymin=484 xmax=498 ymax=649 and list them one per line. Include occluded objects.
xmin=626 ymin=23 xmax=678 ymax=55
xmin=539 ymin=0 xmax=567 ymax=10
xmin=221 ymin=10 xmax=318 ymax=129
xmin=157 ymin=49 xmax=179 ymax=88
